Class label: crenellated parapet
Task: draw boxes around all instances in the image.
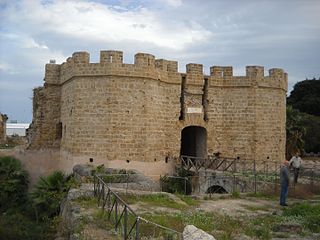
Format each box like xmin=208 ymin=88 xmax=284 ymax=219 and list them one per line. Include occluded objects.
xmin=44 ymin=50 xmax=182 ymax=85
xmin=207 ymin=65 xmax=287 ymax=91
xmin=43 ymin=50 xmax=287 ymax=91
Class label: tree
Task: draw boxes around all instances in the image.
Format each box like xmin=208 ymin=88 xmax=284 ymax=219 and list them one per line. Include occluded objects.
xmin=301 ymin=113 xmax=320 ymax=153
xmin=286 ymin=106 xmax=306 ymax=159
xmin=0 ymin=156 xmax=29 ymax=211
xmin=287 ymin=79 xmax=320 ymax=116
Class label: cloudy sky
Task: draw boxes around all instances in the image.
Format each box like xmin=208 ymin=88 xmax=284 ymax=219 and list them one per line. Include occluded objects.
xmin=0 ymin=0 xmax=319 ymax=122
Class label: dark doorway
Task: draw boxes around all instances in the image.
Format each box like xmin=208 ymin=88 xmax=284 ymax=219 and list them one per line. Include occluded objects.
xmin=206 ymin=185 xmax=228 ymax=194
xmin=180 ymin=126 xmax=207 ymax=158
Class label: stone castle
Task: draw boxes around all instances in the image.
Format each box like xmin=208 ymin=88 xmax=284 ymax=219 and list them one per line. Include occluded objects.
xmin=27 ymin=50 xmax=287 ymax=175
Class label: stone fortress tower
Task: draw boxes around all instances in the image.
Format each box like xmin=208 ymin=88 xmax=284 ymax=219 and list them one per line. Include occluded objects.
xmin=28 ymin=50 xmax=287 ymax=175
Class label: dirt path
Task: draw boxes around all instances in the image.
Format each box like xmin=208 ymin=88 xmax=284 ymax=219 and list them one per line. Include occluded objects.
xmin=198 ymin=197 xmax=279 ymax=217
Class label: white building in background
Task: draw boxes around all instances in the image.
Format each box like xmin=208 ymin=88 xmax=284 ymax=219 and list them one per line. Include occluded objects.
xmin=6 ymin=123 xmax=30 ymax=136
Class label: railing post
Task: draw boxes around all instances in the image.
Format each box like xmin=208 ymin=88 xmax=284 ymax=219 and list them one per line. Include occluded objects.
xmin=124 ymin=206 xmax=128 ymax=239
xmin=136 ymin=217 xmax=140 ymax=240
xmin=115 ymin=198 xmax=118 ymax=229
xmin=93 ymin=175 xmax=96 ymax=196
xmin=102 ymin=184 xmax=105 ymax=209
xmin=184 ymin=177 xmax=187 ymax=195
xmin=254 ymin=159 xmax=257 ymax=194
xmin=126 ymin=173 xmax=129 ymax=195
xmin=310 ymin=168 xmax=314 ymax=189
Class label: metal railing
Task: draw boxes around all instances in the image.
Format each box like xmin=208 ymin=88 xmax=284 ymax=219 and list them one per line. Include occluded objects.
xmin=185 ymin=167 xmax=319 ymax=196
xmin=180 ymin=155 xmax=283 ymax=175
xmin=93 ymin=174 xmax=182 ymax=240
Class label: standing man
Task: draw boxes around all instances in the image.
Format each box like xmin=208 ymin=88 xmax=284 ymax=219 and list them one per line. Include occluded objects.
xmin=289 ymin=153 xmax=303 ymax=184
xmin=280 ymin=160 xmax=290 ymax=206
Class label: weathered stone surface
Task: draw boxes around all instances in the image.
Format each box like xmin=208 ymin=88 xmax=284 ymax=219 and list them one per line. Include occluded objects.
xmin=0 ymin=113 xmax=8 ymax=144
xmin=183 ymin=225 xmax=216 ymax=240
xmin=27 ymin=50 xmax=287 ymax=175
xmin=73 ymin=164 xmax=93 ymax=177
xmin=65 ymin=184 xmax=94 ymax=201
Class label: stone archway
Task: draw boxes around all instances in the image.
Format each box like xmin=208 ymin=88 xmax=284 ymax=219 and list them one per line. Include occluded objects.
xmin=206 ymin=185 xmax=228 ymax=194
xmin=180 ymin=126 xmax=207 ymax=158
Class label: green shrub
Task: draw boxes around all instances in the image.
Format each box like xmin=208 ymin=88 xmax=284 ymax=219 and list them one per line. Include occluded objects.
xmin=160 ymin=168 xmax=193 ymax=194
xmin=0 ymin=156 xmax=29 ymax=211
xmin=0 ymin=212 xmax=59 ymax=240
xmin=31 ymin=171 xmax=71 ymax=219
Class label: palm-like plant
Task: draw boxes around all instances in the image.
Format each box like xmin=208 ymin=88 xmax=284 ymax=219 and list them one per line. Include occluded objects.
xmin=286 ymin=106 xmax=306 ymax=159
xmin=31 ymin=171 xmax=69 ymax=219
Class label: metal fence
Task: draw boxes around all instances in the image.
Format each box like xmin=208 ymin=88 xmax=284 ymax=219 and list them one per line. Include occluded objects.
xmin=180 ymin=155 xmax=281 ymax=175
xmin=93 ymin=174 xmax=182 ymax=240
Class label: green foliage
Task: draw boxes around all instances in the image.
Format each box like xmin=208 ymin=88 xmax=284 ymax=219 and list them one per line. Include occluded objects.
xmin=0 ymin=156 xmax=29 ymax=211
xmin=31 ymin=171 xmax=71 ymax=219
xmin=0 ymin=157 xmax=70 ymax=239
xmin=120 ymin=193 xmax=188 ymax=210
xmin=231 ymin=191 xmax=240 ymax=198
xmin=0 ymin=212 xmax=59 ymax=240
xmin=286 ymin=79 xmax=320 ymax=154
xmin=283 ymin=202 xmax=320 ymax=232
xmin=286 ymin=106 xmax=306 ymax=158
xmin=177 ymin=194 xmax=199 ymax=206
xmin=160 ymin=167 xmax=193 ymax=195
xmin=287 ymin=79 xmax=320 ymax=116
xmin=301 ymin=113 xmax=320 ymax=153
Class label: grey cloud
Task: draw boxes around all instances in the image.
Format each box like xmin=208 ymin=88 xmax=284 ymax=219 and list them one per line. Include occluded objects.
xmin=0 ymin=0 xmax=319 ymax=122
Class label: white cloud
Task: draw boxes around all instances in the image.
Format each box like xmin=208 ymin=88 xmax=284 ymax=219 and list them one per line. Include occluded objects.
xmin=23 ymin=38 xmax=48 ymax=49
xmin=5 ymin=0 xmax=211 ymax=50
xmin=0 ymin=62 xmax=18 ymax=74
xmin=165 ymin=0 xmax=183 ymax=7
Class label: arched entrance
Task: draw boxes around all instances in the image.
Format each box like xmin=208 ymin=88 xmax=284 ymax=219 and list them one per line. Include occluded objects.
xmin=206 ymin=185 xmax=228 ymax=194
xmin=180 ymin=126 xmax=207 ymax=158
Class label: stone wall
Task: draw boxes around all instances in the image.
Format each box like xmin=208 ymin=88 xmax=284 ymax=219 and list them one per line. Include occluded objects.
xmin=0 ymin=113 xmax=8 ymax=144
xmin=28 ymin=50 xmax=287 ymax=175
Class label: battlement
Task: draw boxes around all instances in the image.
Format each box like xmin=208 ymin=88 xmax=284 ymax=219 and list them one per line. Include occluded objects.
xmin=134 ymin=53 xmax=155 ymax=67
xmin=100 ymin=50 xmax=123 ymax=64
xmin=72 ymin=51 xmax=90 ymax=64
xmin=43 ymin=50 xmax=287 ymax=91
xmin=155 ymin=59 xmax=178 ymax=72
xmin=210 ymin=66 xmax=233 ymax=77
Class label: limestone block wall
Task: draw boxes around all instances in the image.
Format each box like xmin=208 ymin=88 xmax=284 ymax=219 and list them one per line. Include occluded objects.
xmin=0 ymin=113 xmax=8 ymax=143
xmin=28 ymin=50 xmax=287 ymax=174
xmin=60 ymin=75 xmax=180 ymax=163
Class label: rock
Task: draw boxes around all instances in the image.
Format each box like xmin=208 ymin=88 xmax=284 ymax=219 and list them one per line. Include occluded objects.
xmin=183 ymin=225 xmax=216 ymax=240
xmin=73 ymin=164 xmax=93 ymax=177
xmin=66 ymin=184 xmax=94 ymax=201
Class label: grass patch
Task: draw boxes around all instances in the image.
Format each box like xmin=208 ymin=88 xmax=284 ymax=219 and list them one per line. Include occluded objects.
xmin=283 ymin=202 xmax=320 ymax=232
xmin=241 ymin=204 xmax=270 ymax=212
xmin=119 ymin=193 xmax=188 ymax=210
xmin=73 ymin=196 xmax=97 ymax=208
xmin=141 ymin=210 xmax=215 ymax=233
xmin=176 ymin=194 xmax=199 ymax=206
